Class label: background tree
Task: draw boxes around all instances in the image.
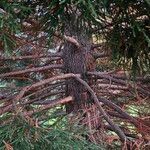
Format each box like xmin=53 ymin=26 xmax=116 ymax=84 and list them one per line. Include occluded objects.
xmin=0 ymin=0 xmax=150 ymax=149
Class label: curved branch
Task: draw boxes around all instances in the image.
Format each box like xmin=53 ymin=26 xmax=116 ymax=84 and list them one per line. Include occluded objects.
xmin=98 ymin=97 xmax=138 ymax=126
xmin=74 ymin=75 xmax=128 ymax=143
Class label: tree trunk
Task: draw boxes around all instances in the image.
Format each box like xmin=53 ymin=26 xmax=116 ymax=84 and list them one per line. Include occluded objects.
xmin=62 ymin=25 xmax=95 ymax=113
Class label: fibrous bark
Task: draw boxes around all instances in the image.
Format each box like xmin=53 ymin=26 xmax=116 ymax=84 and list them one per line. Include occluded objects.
xmin=62 ymin=23 xmax=95 ymax=112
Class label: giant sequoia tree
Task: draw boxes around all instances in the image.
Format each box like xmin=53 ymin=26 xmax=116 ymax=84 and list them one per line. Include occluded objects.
xmin=0 ymin=0 xmax=150 ymax=149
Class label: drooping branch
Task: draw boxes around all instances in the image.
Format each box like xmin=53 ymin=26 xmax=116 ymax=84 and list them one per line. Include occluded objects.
xmin=73 ymin=75 xmax=128 ymax=143
xmin=106 ymin=111 xmax=150 ymax=135
xmin=98 ymin=97 xmax=138 ymax=126
xmin=104 ymin=124 xmax=138 ymax=139
xmin=1 ymin=73 xmax=127 ymax=142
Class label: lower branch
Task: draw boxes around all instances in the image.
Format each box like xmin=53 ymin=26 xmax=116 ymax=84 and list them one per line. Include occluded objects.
xmin=74 ymin=76 xmax=128 ymax=143
xmin=25 ymin=96 xmax=73 ymax=116
xmin=0 ymin=73 xmax=128 ymax=142
xmin=98 ymin=97 xmax=138 ymax=126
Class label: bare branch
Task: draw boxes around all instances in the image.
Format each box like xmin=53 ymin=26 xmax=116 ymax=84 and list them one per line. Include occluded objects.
xmin=25 ymin=96 xmax=73 ymax=116
xmin=0 ymin=105 xmax=13 ymax=116
xmin=97 ymin=84 xmax=128 ymax=90
xmin=0 ymin=52 xmax=62 ymax=61
xmin=73 ymin=75 xmax=128 ymax=143
xmin=28 ymin=90 xmax=65 ymax=105
xmin=0 ymin=64 xmax=63 ymax=78
xmin=104 ymin=124 xmax=138 ymax=139
xmin=22 ymin=81 xmax=65 ymax=102
xmin=0 ymin=8 xmax=7 ymax=15
xmin=0 ymin=74 xmax=80 ymax=115
xmin=88 ymin=71 xmax=150 ymax=96
xmin=87 ymin=71 xmax=126 ymax=85
xmin=112 ymin=74 xmax=150 ymax=82
xmin=98 ymin=97 xmax=138 ymax=126
xmin=11 ymin=74 xmax=80 ymax=101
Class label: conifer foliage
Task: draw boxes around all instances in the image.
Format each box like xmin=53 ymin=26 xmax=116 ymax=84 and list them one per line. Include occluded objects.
xmin=0 ymin=1 xmax=150 ymax=149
